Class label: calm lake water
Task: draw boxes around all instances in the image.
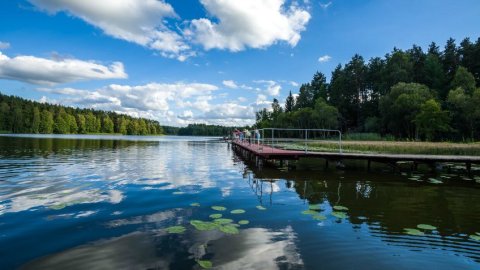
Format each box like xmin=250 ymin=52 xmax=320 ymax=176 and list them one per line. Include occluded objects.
xmin=0 ymin=135 xmax=479 ymax=269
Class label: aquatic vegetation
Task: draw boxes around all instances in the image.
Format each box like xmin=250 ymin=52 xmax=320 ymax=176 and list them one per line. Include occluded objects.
xmin=211 ymin=206 xmax=227 ymax=211
xmin=214 ymin=218 xmax=233 ymax=225
xmin=308 ymin=204 xmax=322 ymax=210
xmin=238 ymin=220 xmax=249 ymax=225
xmin=404 ymin=228 xmax=425 ymax=236
xmin=256 ymin=205 xmax=267 ymax=210
xmin=173 ymin=191 xmax=185 ymax=195
xmin=165 ymin=226 xmax=186 ymax=234
xmin=301 ymin=210 xmax=318 ymax=215
xmin=312 ymin=214 xmax=327 ymax=221
xmin=428 ymin=178 xmax=443 ymax=184
xmin=333 ymin=205 xmax=349 ymax=211
xmin=417 ymin=224 xmax=437 ymax=230
xmin=197 ymin=260 xmax=213 ymax=269
xmin=190 ymin=220 xmax=217 ymax=231
xmin=470 ymin=235 xmax=480 ymax=241
xmin=331 ymin=212 xmax=348 ymax=219
xmin=209 ymin=213 xmax=222 ymax=219
xmin=220 ymin=225 xmax=239 ymax=234
xmin=230 ymin=209 xmax=245 ymax=214
xmin=190 ymin=203 xmax=200 ymax=207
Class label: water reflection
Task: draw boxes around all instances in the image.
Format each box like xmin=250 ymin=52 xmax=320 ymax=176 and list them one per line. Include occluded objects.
xmin=0 ymin=135 xmax=479 ymax=269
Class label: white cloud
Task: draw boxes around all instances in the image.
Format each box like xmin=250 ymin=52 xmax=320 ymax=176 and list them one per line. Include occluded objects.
xmin=290 ymin=81 xmax=299 ymax=87
xmin=0 ymin=51 xmax=127 ymax=85
xmin=320 ymin=2 xmax=332 ymax=9
xmin=255 ymin=80 xmax=282 ymax=96
xmin=187 ymin=0 xmax=311 ymax=51
xmin=0 ymin=41 xmax=10 ymax=50
xmin=28 ymin=0 xmax=192 ymax=61
xmin=318 ymin=55 xmax=332 ymax=63
xmin=222 ymin=80 xmax=238 ymax=89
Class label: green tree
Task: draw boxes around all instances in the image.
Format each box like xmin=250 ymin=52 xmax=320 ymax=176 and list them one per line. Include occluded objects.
xmin=414 ymin=99 xmax=451 ymax=141
xmin=447 ymin=87 xmax=480 ymax=140
xmin=85 ymin=112 xmax=97 ymax=133
xmin=54 ymin=109 xmax=69 ymax=134
xmin=12 ymin=107 xmax=24 ymax=133
xmin=0 ymin=102 xmax=11 ymax=131
xmin=39 ymin=110 xmax=54 ymax=134
xmin=380 ymin=83 xmax=434 ymax=139
xmin=450 ymin=66 xmax=476 ymax=94
xmin=77 ymin=114 xmax=86 ymax=134
xmin=312 ymin=98 xmax=339 ymax=129
xmin=102 ymin=115 xmax=114 ymax=133
xmin=32 ymin=107 xmax=40 ymax=133
xmin=285 ymin=91 xmax=295 ymax=113
xmin=67 ymin=114 xmax=78 ymax=133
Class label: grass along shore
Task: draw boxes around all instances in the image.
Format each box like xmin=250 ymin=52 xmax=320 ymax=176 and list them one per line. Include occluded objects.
xmin=287 ymin=140 xmax=480 ymax=156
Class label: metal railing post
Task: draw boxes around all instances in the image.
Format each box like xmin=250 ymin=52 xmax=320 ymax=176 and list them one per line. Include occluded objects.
xmin=304 ymin=129 xmax=308 ymax=154
xmin=338 ymin=131 xmax=343 ymax=154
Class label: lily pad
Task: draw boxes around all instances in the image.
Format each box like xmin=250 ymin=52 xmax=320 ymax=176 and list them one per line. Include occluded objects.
xmin=404 ymin=228 xmax=425 ymax=236
xmin=476 ymin=232 xmax=480 ymax=236
xmin=211 ymin=206 xmax=227 ymax=211
xmin=198 ymin=260 xmax=213 ymax=269
xmin=214 ymin=218 xmax=233 ymax=225
xmin=331 ymin=212 xmax=348 ymax=219
xmin=190 ymin=203 xmax=200 ymax=207
xmin=209 ymin=213 xmax=222 ymax=219
xmin=220 ymin=225 xmax=239 ymax=234
xmin=301 ymin=210 xmax=317 ymax=215
xmin=312 ymin=214 xmax=327 ymax=221
xmin=309 ymin=204 xmax=322 ymax=210
xmin=417 ymin=224 xmax=437 ymax=230
xmin=49 ymin=203 xmax=67 ymax=210
xmin=256 ymin=205 xmax=267 ymax=210
xmin=470 ymin=235 xmax=480 ymax=241
xmin=166 ymin=226 xmax=186 ymax=234
xmin=428 ymin=178 xmax=443 ymax=184
xmin=333 ymin=205 xmax=349 ymax=211
xmin=190 ymin=220 xmax=217 ymax=231
xmin=238 ymin=220 xmax=250 ymax=225
xmin=231 ymin=209 xmax=246 ymax=214
xmin=173 ymin=191 xmax=185 ymax=195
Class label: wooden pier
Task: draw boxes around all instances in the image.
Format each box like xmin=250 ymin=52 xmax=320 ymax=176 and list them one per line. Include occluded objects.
xmin=231 ymin=140 xmax=480 ymax=173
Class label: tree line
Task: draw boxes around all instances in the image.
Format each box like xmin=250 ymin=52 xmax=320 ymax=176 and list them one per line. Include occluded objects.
xmin=256 ymin=37 xmax=480 ymax=141
xmin=0 ymin=93 xmax=164 ymax=135
xmin=163 ymin=124 xmax=239 ymax=136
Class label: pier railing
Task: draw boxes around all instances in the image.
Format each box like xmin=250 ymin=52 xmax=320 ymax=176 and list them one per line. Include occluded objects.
xmin=236 ymin=128 xmax=343 ymax=154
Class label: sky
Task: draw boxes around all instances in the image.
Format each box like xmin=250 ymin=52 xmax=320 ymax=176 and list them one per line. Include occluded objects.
xmin=0 ymin=0 xmax=479 ymax=127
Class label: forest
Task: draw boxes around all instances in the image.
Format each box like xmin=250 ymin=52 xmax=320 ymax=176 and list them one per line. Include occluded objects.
xmin=163 ymin=124 xmax=237 ymax=136
xmin=0 ymin=93 xmax=164 ymax=135
xmin=255 ymin=37 xmax=480 ymax=141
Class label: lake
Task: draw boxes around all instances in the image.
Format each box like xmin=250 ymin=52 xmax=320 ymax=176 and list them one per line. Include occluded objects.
xmin=0 ymin=135 xmax=479 ymax=269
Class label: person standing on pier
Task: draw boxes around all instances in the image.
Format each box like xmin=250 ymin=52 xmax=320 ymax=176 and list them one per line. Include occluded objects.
xmin=254 ymin=129 xmax=261 ymax=145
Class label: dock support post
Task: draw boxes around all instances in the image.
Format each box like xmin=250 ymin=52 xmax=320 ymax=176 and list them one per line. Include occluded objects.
xmin=367 ymin=160 xmax=371 ymax=172
xmin=467 ymin=162 xmax=472 ymax=176
xmin=325 ymin=159 xmax=329 ymax=169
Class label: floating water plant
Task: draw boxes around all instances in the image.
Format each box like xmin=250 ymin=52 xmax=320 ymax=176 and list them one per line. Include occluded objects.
xmin=312 ymin=214 xmax=327 ymax=221
xmin=190 ymin=220 xmax=217 ymax=231
xmin=220 ymin=225 xmax=239 ymax=234
xmin=417 ymin=224 xmax=437 ymax=230
xmin=166 ymin=226 xmax=186 ymax=234
xmin=230 ymin=209 xmax=245 ymax=214
xmin=173 ymin=191 xmax=185 ymax=195
xmin=404 ymin=228 xmax=425 ymax=236
xmin=238 ymin=220 xmax=249 ymax=225
xmin=214 ymin=218 xmax=233 ymax=225
xmin=470 ymin=235 xmax=480 ymax=241
xmin=256 ymin=205 xmax=267 ymax=210
xmin=209 ymin=213 xmax=222 ymax=219
xmin=309 ymin=204 xmax=322 ymax=210
xmin=301 ymin=210 xmax=317 ymax=215
xmin=428 ymin=178 xmax=443 ymax=184
xmin=190 ymin=203 xmax=200 ymax=207
xmin=197 ymin=260 xmax=213 ymax=269
xmin=333 ymin=205 xmax=349 ymax=211
xmin=331 ymin=212 xmax=348 ymax=219
xmin=211 ymin=206 xmax=227 ymax=211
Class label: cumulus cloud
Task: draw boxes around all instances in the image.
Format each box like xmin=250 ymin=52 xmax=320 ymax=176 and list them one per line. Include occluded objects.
xmin=28 ymin=0 xmax=191 ymax=61
xmin=0 ymin=41 xmax=10 ymax=49
xmin=187 ymin=0 xmax=311 ymax=51
xmin=318 ymin=55 xmax=332 ymax=63
xmin=255 ymin=80 xmax=282 ymax=96
xmin=0 ymin=51 xmax=127 ymax=85
xmin=222 ymin=80 xmax=238 ymax=89
xmin=320 ymin=2 xmax=332 ymax=10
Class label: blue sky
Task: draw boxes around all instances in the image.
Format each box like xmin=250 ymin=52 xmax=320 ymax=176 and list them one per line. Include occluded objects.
xmin=0 ymin=0 xmax=479 ymax=126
